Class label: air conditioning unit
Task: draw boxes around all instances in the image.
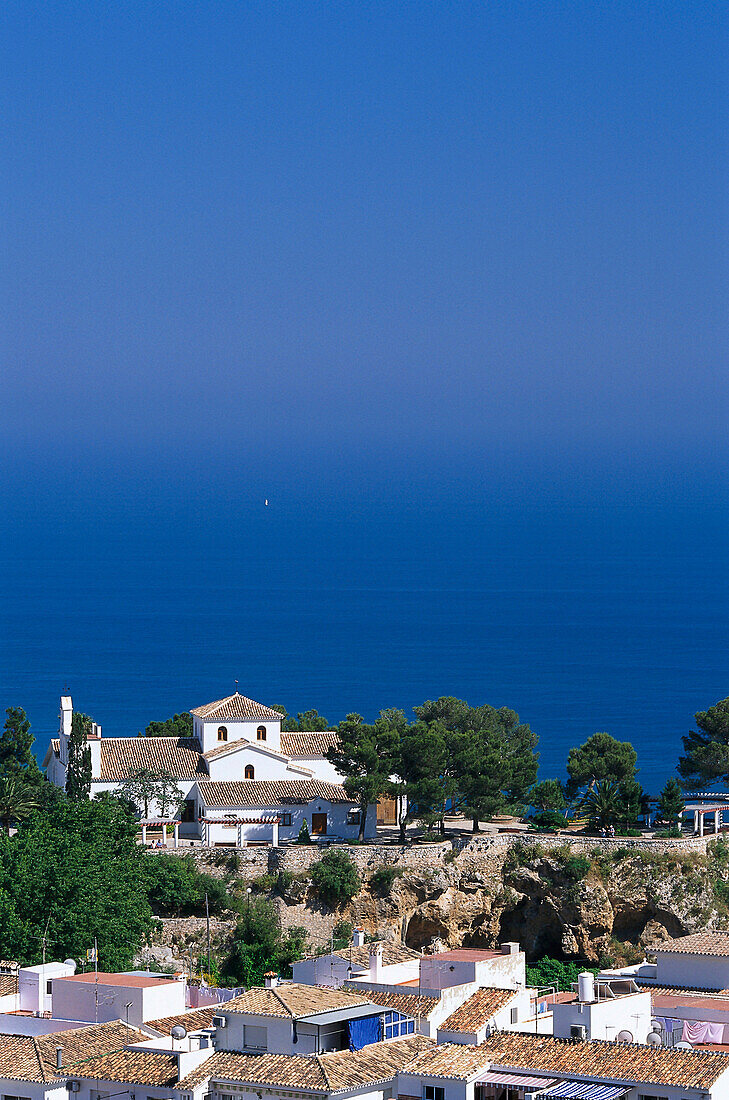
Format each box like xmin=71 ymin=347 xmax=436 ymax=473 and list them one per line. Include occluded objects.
xmin=570 ymin=1025 xmax=587 ymax=1040
xmin=212 ymin=1016 xmax=227 ymax=1028
xmin=65 ymin=1082 xmax=81 ymax=1092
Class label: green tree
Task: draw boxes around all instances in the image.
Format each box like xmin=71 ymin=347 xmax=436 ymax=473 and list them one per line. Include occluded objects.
xmin=65 ymin=712 xmax=92 ymax=801
xmin=145 ymin=712 xmax=193 ymax=738
xmin=579 ymin=779 xmax=621 ymax=828
xmin=0 ymin=778 xmax=41 ymax=834
xmin=0 ymin=797 xmax=152 ymax=968
xmin=526 ymin=957 xmax=598 ymax=992
xmin=678 ymin=698 xmax=729 ymax=788
xmin=394 ymin=719 xmax=456 ymax=840
xmin=0 ymin=708 xmax=42 ymax=786
xmin=310 ymin=849 xmax=361 ymax=908
xmin=326 ymin=712 xmax=399 ymax=840
xmin=530 ymin=779 xmax=566 ymax=812
xmin=413 ymin=698 xmax=539 ymax=832
xmin=272 ymin=706 xmax=331 ymax=732
xmin=615 ymin=778 xmax=646 ymax=830
xmin=144 ymin=853 xmax=229 ymax=916
xmin=658 ymin=777 xmax=685 ymax=826
xmin=224 ymin=897 xmax=308 ymax=987
xmin=117 ymin=767 xmax=184 ymax=819
xmin=566 ymin=733 xmax=637 ymax=797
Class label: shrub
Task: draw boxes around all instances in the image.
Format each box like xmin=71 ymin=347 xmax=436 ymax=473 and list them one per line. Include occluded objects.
xmin=296 ymin=819 xmax=311 ymax=844
xmin=370 ymin=865 xmax=402 ymax=896
xmin=144 ymin=854 xmax=229 ymax=916
xmin=250 ymin=873 xmax=278 ymax=893
xmin=526 ymin=956 xmax=597 ymax=992
xmin=530 ymin=810 xmax=568 ymax=830
xmin=559 ymin=855 xmax=591 ymax=882
xmin=310 ymin=849 xmax=361 ymax=908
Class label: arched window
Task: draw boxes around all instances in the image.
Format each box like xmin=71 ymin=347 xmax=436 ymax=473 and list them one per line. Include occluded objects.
xmin=218 ymin=726 xmax=228 ymax=741
xmin=244 ymin=764 xmax=255 ymax=780
xmin=257 ymin=725 xmax=267 ymax=741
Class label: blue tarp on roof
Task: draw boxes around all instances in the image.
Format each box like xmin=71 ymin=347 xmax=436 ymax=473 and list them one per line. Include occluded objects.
xmin=543 ymin=1083 xmax=628 ymax=1100
xmin=347 ymin=1014 xmax=382 ymax=1051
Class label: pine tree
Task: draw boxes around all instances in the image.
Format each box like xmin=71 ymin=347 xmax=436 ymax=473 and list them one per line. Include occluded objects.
xmin=658 ymin=777 xmax=685 ymax=827
xmin=0 ymin=708 xmax=42 ymax=785
xmin=66 ymin=712 xmax=92 ymax=800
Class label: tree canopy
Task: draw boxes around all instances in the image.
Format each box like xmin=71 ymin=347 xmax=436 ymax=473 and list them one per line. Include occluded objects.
xmin=117 ymin=767 xmax=184 ymax=818
xmin=0 ymin=709 xmax=43 ymax=787
xmin=678 ymin=698 xmax=729 ymax=788
xmin=566 ymin=732 xmax=637 ymax=796
xmin=223 ymin=897 xmax=308 ymax=987
xmin=65 ymin=712 xmax=92 ymax=800
xmin=272 ymin=706 xmax=332 ymax=732
xmin=326 ymin=712 xmax=400 ymax=839
xmin=145 ymin=712 xmax=193 ymax=738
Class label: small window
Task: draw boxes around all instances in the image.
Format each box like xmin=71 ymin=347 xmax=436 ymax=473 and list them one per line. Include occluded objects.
xmin=424 ymin=1088 xmax=444 ymax=1100
xmin=347 ymin=809 xmax=361 ymax=824
xmin=280 ymin=812 xmax=292 ymax=826
xmin=510 ymin=1006 xmax=518 ymax=1024
xmin=257 ymin=725 xmax=267 ymax=741
xmin=244 ymin=764 xmax=255 ymax=780
xmin=46 ymin=980 xmax=53 ymax=995
xmin=218 ymin=726 xmax=228 ymax=741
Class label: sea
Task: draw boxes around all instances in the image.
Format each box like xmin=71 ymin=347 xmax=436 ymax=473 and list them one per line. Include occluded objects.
xmin=1 ymin=466 xmax=727 ymax=796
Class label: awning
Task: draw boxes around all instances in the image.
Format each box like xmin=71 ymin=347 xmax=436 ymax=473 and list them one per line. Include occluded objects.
xmin=542 ymin=1083 xmax=629 ymax=1100
xmin=477 ymin=1073 xmax=559 ymax=1089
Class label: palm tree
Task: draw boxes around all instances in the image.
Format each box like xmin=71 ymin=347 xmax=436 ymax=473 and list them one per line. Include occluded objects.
xmin=579 ymin=779 xmax=621 ymax=829
xmin=0 ymin=778 xmax=40 ymax=835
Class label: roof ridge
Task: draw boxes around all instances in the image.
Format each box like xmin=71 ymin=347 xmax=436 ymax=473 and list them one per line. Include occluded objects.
xmin=31 ymin=1036 xmax=50 ymax=1083
xmin=315 ymin=1053 xmax=334 ymax=1090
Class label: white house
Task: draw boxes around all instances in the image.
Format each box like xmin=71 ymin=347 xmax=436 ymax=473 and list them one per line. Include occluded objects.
xmin=43 ymin=692 xmax=379 ymax=845
xmin=436 ymin=986 xmax=533 ymax=1044
xmin=293 ymin=930 xmax=422 ymax=988
xmin=51 ymin=970 xmax=186 ymax=1028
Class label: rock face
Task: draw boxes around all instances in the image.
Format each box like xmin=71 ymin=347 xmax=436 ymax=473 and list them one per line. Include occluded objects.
xmin=149 ymin=837 xmax=729 ymax=966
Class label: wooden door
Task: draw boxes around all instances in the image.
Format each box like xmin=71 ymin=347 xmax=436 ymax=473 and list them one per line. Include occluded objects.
xmin=311 ymin=813 xmax=328 ymax=835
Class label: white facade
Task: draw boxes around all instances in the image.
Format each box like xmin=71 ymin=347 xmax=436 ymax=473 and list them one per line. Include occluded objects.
xmin=654 ymin=951 xmax=729 ymax=991
xmin=19 ymin=962 xmax=77 ymax=1015
xmin=419 ymin=946 xmax=526 ymax=992
xmin=552 ymin=989 xmax=653 ymax=1044
xmin=51 ymin=973 xmax=185 ymax=1027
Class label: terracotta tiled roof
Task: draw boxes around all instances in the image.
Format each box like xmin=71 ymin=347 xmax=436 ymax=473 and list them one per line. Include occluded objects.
xmin=281 ymin=732 xmax=340 ymax=757
xmin=320 ymin=942 xmax=421 ymax=968
xmin=71 ymin=1050 xmax=179 ymax=1086
xmin=219 ymin=982 xmax=375 ymax=1019
xmin=653 ymin=931 xmax=729 ymax=957
xmin=190 ymin=694 xmax=284 ymax=721
xmin=639 ymin=982 xmax=729 ymax=997
xmin=0 ymin=1021 xmax=148 ymax=1083
xmin=147 ymin=1006 xmax=217 ymax=1034
xmin=405 ymin=1034 xmax=729 ymax=1089
xmin=98 ymin=737 xmax=205 ymax=781
xmin=342 ymin=986 xmax=439 ymax=1018
xmin=439 ymin=987 xmax=517 ymax=1033
xmin=0 ymin=971 xmax=18 ymax=996
xmin=178 ymin=1036 xmax=432 ymax=1092
xmin=196 ymin=780 xmax=354 ymax=807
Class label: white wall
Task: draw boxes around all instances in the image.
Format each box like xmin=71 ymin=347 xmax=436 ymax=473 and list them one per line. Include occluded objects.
xmin=206 ymin=744 xmax=310 ymax=782
xmin=656 ymin=952 xmax=729 ymax=991
xmin=51 ymin=979 xmax=184 ymax=1027
xmin=198 ymin=795 xmax=372 ymax=845
xmin=552 ymin=991 xmax=652 ymax=1043
xmin=20 ymin=963 xmax=76 ymax=1015
xmin=419 ymin=951 xmax=525 ymax=992
xmin=198 ymin=719 xmax=282 ymax=755
xmin=293 ymin=955 xmax=419 ymax=989
xmin=291 ymin=756 xmax=344 ymax=783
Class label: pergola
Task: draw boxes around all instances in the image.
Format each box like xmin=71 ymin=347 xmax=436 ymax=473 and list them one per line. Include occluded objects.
xmin=682 ymin=802 xmax=728 ymax=836
xmin=139 ymin=819 xmax=182 ymax=847
xmin=199 ymin=814 xmax=281 ymax=848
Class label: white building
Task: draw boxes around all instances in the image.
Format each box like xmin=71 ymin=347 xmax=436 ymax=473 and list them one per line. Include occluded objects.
xmin=293 ymin=930 xmax=422 ymax=988
xmin=436 ymin=986 xmax=533 ymax=1044
xmin=44 ymin=692 xmax=378 ymax=845
xmin=50 ymin=970 xmax=186 ymax=1028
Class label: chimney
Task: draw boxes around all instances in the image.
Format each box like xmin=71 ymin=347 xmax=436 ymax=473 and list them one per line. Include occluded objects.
xmin=500 ymin=942 xmax=520 ymax=955
xmin=352 ymin=928 xmax=366 ymax=947
xmin=55 ymin=1047 xmax=63 ymax=1071
xmin=264 ymin=972 xmax=279 ymax=988
xmin=369 ymin=943 xmax=383 ymax=982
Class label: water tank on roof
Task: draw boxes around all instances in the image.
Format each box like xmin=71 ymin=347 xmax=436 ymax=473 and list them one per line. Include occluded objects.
xmin=578 ymin=972 xmax=595 ymax=1003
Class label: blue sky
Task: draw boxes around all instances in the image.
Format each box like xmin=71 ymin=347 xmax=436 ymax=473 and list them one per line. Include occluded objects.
xmin=2 ymin=0 xmax=726 ymax=501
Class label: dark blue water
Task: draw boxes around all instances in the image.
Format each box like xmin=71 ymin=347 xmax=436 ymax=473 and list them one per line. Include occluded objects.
xmin=1 ymin=469 xmax=727 ymax=794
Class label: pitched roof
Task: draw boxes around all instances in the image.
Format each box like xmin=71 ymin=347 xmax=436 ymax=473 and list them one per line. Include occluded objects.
xmin=196 ymin=780 xmax=355 ymax=807
xmin=71 ymin=1050 xmax=179 ymax=1087
xmin=0 ymin=971 xmax=18 ymax=996
xmin=404 ymin=1034 xmax=729 ymax=1089
xmin=219 ymin=983 xmax=375 ymax=1019
xmin=280 ymin=732 xmax=340 ymax=757
xmin=147 ymin=1006 xmax=217 ymax=1034
xmin=0 ymin=1021 xmax=148 ymax=1083
xmin=439 ymin=988 xmax=517 ymax=1033
xmin=342 ymin=986 xmax=439 ymax=1018
xmin=98 ymin=737 xmax=205 ymax=781
xmin=312 ymin=941 xmax=420 ymax=969
xmin=190 ymin=694 xmax=284 ymax=722
xmin=177 ymin=1036 xmax=432 ymax=1093
xmin=202 ymin=739 xmax=312 ymax=773
xmin=653 ymin=931 xmax=729 ymax=957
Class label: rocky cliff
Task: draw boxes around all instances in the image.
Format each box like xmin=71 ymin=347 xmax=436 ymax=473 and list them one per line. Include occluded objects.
xmin=150 ymin=835 xmax=729 ymax=967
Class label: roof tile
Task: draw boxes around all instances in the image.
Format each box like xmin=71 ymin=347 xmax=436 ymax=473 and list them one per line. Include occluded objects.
xmin=190 ymin=695 xmax=284 ymax=721
xmin=99 ymin=737 xmax=204 ymax=782
xmin=197 ymin=780 xmax=354 ymax=807
xmin=440 ymin=988 xmax=517 ymax=1033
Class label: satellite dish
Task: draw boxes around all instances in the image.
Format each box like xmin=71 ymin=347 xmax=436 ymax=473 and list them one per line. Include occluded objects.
xmin=64 ymin=959 xmax=77 ymax=972
xmin=170 ymin=1025 xmax=187 ymax=1041
xmin=676 ymin=1041 xmax=693 ymax=1050
xmin=647 ymin=1032 xmax=662 ymax=1047
xmin=617 ymin=1030 xmax=634 ymax=1043
xmin=651 ymin=1019 xmax=664 ymax=1031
